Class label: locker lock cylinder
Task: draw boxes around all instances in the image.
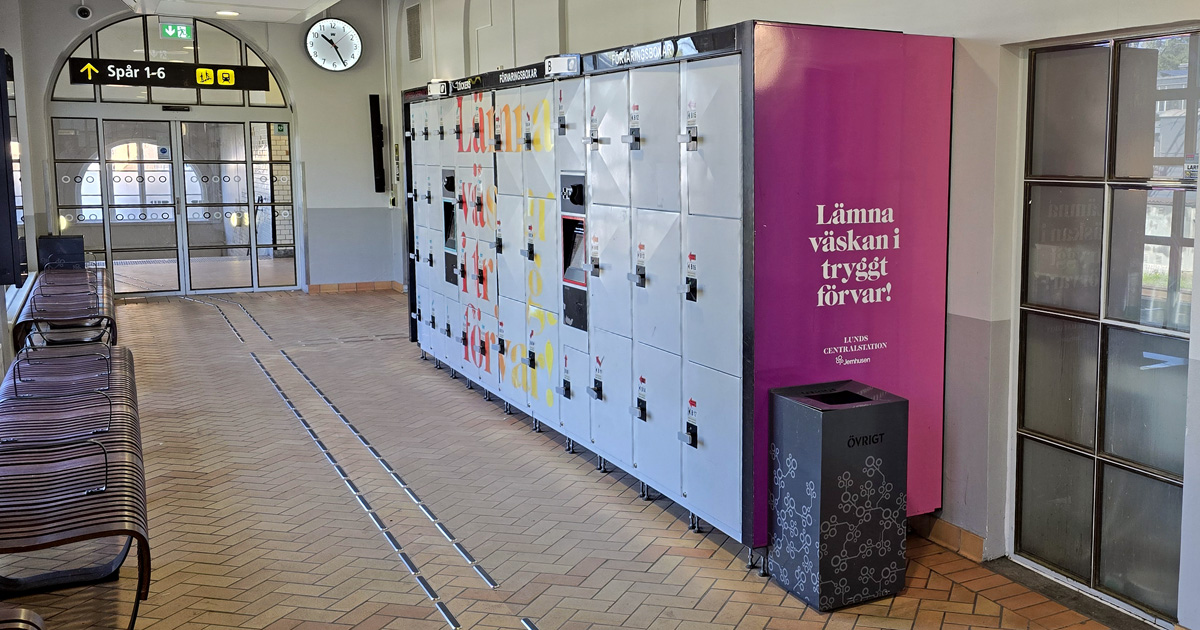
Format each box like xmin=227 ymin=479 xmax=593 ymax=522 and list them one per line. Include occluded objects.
xmin=561 ymin=183 xmax=585 ymax=206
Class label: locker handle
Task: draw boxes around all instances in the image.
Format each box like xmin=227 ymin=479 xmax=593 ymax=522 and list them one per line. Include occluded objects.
xmin=684 ymin=277 xmax=698 ymax=302
xmin=421 ymin=127 xmax=429 ymax=140
xmin=678 ymin=126 xmax=699 ymax=151
xmin=411 ymin=311 xmax=418 ymax=320
xmin=476 ymin=268 xmax=485 ymax=283
xmin=406 ymin=191 xmax=415 ymax=200
xmin=491 ymin=234 xmax=503 ymax=253
xmin=479 ymin=339 xmax=488 ymax=355
xmin=453 ymin=124 xmax=462 ymax=139
xmin=555 ymin=380 xmax=572 ymax=399
xmin=472 ymin=121 xmax=480 ymax=138
xmin=426 ymin=254 xmax=434 ymax=267
xmin=444 ymin=323 xmax=452 ymax=338
xmin=678 ymin=422 xmax=698 ymax=448
xmin=404 ymin=130 xmax=413 ymax=139
xmin=495 ymin=338 xmax=506 ymax=354
xmin=521 ymin=350 xmax=537 ymax=369
xmin=524 ymin=132 xmax=533 ymax=150
xmin=475 ymin=195 xmax=484 ymax=211
xmin=431 ymin=314 xmax=437 ymax=328
xmin=620 ymin=129 xmax=641 ymax=150
xmin=458 ymin=263 xmax=466 ymax=278
xmin=631 ymin=399 xmax=647 ymax=421
xmin=588 ymin=257 xmax=601 ymax=277
xmin=628 ymin=265 xmax=646 ymax=288
xmin=461 ymin=331 xmax=468 ymax=346
xmin=456 ymin=194 xmax=465 ymax=209
xmin=409 ymin=252 xmax=417 ymax=261
xmin=557 ymin=115 xmax=568 ymax=136
xmin=416 ymin=308 xmax=422 ymax=320
xmin=437 ymin=125 xmax=445 ymax=139
xmin=492 ymin=133 xmax=503 ymax=149
xmin=423 ymin=192 xmax=432 ymax=203
xmin=522 ymin=244 xmax=535 ymax=261
xmin=587 ymin=380 xmax=603 ymax=400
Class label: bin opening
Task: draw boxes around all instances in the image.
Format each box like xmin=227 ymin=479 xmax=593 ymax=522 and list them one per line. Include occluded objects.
xmin=807 ymin=391 xmax=871 ymax=406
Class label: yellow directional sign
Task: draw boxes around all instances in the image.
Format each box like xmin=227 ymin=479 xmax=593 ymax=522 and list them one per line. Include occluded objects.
xmin=81 ymin=63 xmax=98 ymax=80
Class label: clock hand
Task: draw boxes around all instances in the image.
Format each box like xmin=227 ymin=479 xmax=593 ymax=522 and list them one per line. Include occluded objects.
xmin=333 ymin=46 xmax=347 ymax=66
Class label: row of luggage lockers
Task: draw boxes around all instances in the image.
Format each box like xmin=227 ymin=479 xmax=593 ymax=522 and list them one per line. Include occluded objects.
xmin=410 ymin=54 xmax=747 ymax=538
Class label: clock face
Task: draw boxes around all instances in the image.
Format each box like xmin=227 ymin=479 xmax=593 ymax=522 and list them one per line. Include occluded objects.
xmin=306 ymin=19 xmax=362 ymax=72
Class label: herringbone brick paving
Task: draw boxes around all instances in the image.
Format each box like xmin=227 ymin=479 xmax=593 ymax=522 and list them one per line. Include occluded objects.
xmin=0 ymin=290 xmax=1115 ymax=630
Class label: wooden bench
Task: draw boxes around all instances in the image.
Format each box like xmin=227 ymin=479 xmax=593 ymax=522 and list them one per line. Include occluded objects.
xmin=0 ymin=343 xmax=148 ymax=630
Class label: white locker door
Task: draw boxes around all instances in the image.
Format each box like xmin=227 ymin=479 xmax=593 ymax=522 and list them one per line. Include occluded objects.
xmin=411 ymin=102 xmax=428 ymax=166
xmin=629 ymin=64 xmax=681 ymax=212
xmin=456 ymin=166 xmax=479 ymax=241
xmin=557 ymin=344 xmax=590 ymax=443
xmin=450 ymin=301 xmax=471 ymax=374
xmin=526 ymin=305 xmax=560 ymax=424
xmin=632 ymin=343 xmax=682 ymax=495
xmin=494 ymin=87 xmax=524 ymax=196
xmin=440 ymin=97 xmax=459 ymax=167
xmin=471 ymin=231 xmax=498 ymax=318
xmin=470 ymin=167 xmax=498 ymax=244
xmin=589 ymin=328 xmax=633 ymax=467
xmin=438 ymin=293 xmax=455 ymax=364
xmin=525 ymin=196 xmax=561 ymax=316
xmin=423 ymin=290 xmax=441 ymax=358
xmin=586 ymin=72 xmax=631 ymax=206
xmin=458 ymin=92 xmax=492 ymax=168
xmin=632 ymin=208 xmax=682 ymax=355
xmin=421 ymin=164 xmax=438 ymax=229
xmin=414 ymin=225 xmax=429 ymax=290
xmin=426 ymin=101 xmax=443 ymax=167
xmin=496 ymin=296 xmax=529 ymax=408
xmin=522 ymin=83 xmax=556 ymax=199
xmin=555 ymin=78 xmax=586 ymax=174
xmin=459 ymin=302 xmax=481 ymax=382
xmin=683 ymin=56 xmax=742 ymax=219
xmin=682 ymin=215 xmax=742 ymax=377
xmin=457 ymin=235 xmax=477 ymax=304
xmin=476 ymin=313 xmax=499 ymax=393
xmin=587 ymin=204 xmax=632 ymax=337
xmin=496 ymin=194 xmax=526 ymax=303
xmin=681 ymin=361 xmax=742 ymax=537
xmin=431 ymin=205 xmax=451 ymax=298
xmin=416 ymin=288 xmax=434 ymax=355
xmin=407 ymin=103 xmax=422 ymax=166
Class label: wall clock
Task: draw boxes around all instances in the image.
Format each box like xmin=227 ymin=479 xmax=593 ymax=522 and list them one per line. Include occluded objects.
xmin=306 ymin=18 xmax=362 ymax=72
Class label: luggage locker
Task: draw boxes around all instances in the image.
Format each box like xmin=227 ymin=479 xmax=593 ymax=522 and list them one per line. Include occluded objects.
xmin=496 ymin=296 xmax=529 ymax=409
xmin=496 ymin=194 xmax=526 ymax=303
xmin=629 ymin=64 xmax=681 ymax=212
xmin=465 ymin=167 xmax=497 ymax=243
xmin=588 ymin=328 xmax=633 ymax=468
xmin=632 ymin=208 xmax=682 ymax=355
xmin=456 ymin=166 xmax=482 ymax=241
xmin=470 ymin=230 xmax=498 ymax=318
xmin=433 ymin=291 xmax=451 ymax=363
xmin=587 ymin=204 xmax=632 ymax=337
xmin=556 ymin=344 xmax=590 ymax=443
xmin=680 ymin=361 xmax=742 ymax=538
xmin=682 ymin=56 xmax=741 ymax=219
xmin=526 ymin=305 xmax=560 ymax=424
xmin=431 ymin=201 xmax=450 ymax=298
xmin=632 ymin=343 xmax=682 ymax=495
xmin=586 ymin=71 xmax=631 ymax=207
xmin=457 ymin=91 xmax=493 ymax=169
xmin=555 ymin=78 xmax=586 ymax=175
xmin=494 ymin=87 xmax=523 ymax=196
xmin=457 ymin=301 xmax=479 ymax=381
xmin=414 ymin=164 xmax=430 ymax=228
xmin=426 ymin=99 xmax=444 ymax=167
xmin=474 ymin=312 xmax=499 ymax=392
xmin=440 ymin=97 xmax=459 ymax=168
xmin=682 ymin=215 xmax=742 ymax=377
xmin=448 ymin=300 xmax=470 ymax=374
xmin=411 ymin=101 xmax=429 ymax=166
xmin=414 ymin=225 xmax=431 ymax=290
xmin=456 ymin=233 xmax=476 ymax=302
xmin=524 ymin=195 xmax=561 ymax=316
xmin=417 ymin=288 xmax=435 ymax=356
xmin=522 ymin=82 xmax=556 ymax=199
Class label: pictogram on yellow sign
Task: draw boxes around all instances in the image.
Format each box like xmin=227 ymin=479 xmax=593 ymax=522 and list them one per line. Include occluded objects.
xmin=196 ymin=68 xmax=215 ymax=85
xmin=217 ymin=69 xmax=235 ymax=86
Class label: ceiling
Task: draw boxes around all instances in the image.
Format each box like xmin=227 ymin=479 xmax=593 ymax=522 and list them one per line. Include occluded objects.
xmin=121 ymin=0 xmax=342 ymax=23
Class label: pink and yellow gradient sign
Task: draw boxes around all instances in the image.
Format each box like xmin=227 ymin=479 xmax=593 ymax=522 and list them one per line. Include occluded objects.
xmin=751 ymin=23 xmax=952 ymax=545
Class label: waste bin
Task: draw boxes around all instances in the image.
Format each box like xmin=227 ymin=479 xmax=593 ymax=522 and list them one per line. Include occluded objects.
xmin=767 ymin=380 xmax=908 ymax=611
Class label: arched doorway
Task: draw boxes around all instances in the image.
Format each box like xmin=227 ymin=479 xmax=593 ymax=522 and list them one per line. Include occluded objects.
xmin=47 ymin=16 xmax=299 ymax=295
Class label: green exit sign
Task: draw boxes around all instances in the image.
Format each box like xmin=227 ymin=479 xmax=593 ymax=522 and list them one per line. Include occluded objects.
xmin=160 ymin=23 xmax=193 ymax=40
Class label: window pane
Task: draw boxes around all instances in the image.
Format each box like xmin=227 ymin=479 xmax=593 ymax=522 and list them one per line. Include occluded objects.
xmin=182 ymin=122 xmax=246 ymax=161
xmin=255 ymin=206 xmax=294 ymax=245
xmin=108 ymin=163 xmax=173 ymax=206
xmin=1099 ymin=466 xmax=1181 ymax=617
xmin=184 ymin=164 xmax=247 ymax=204
xmin=247 ymin=48 xmax=285 ymax=107
xmin=186 ymin=206 xmax=251 ymax=247
xmin=258 ymin=247 xmax=296 ymax=287
xmin=1021 ymin=313 xmax=1098 ymax=447
xmin=57 ymin=208 xmax=105 ymax=251
xmin=196 ymin=22 xmax=243 ymax=105
xmin=110 ymin=206 xmax=177 ymax=249
xmin=151 ymin=87 xmax=198 ymax=105
xmin=1102 ymin=327 xmax=1188 ymax=475
xmin=53 ymin=39 xmax=95 ymax=101
xmin=113 ymin=248 xmax=180 ymax=293
xmin=1024 ymin=185 xmax=1104 ymax=313
xmin=251 ymin=122 xmax=292 ymax=161
xmin=1029 ymin=46 xmax=1110 ymax=178
xmin=1018 ymin=438 xmax=1094 ymax=580
xmin=1114 ymin=35 xmax=1198 ymax=179
xmin=103 ymin=120 xmax=171 ymax=161
xmin=97 ymin=17 xmax=148 ymax=103
xmin=253 ymin=164 xmax=292 ymax=203
xmin=148 ymin=16 xmax=195 ymax=64
xmin=55 ymin=162 xmax=102 ymax=206
xmin=1107 ymin=188 xmax=1194 ymax=331
xmin=189 ymin=247 xmax=251 ymax=290
xmin=52 ymin=118 xmax=99 ymax=160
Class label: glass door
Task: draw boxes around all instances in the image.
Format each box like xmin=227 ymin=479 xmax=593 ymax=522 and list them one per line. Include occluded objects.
xmin=181 ymin=121 xmax=252 ymax=290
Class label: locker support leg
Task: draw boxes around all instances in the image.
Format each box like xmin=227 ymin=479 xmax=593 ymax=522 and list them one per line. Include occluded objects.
xmin=504 ymin=402 xmax=512 ymax=415
xmin=466 ymin=379 xmax=473 ymax=389
xmin=532 ymin=419 xmax=541 ymax=433
xmin=420 ymin=351 xmax=427 ymax=360
xmin=745 ymin=546 xmax=756 ymax=570
xmin=450 ymin=369 xmax=458 ymax=379
xmin=565 ymin=438 xmax=575 ymax=453
xmin=435 ymin=359 xmax=442 ymax=369
xmin=483 ymin=390 xmax=492 ymax=401
xmin=758 ymin=548 xmax=768 ymax=577
xmin=596 ymin=456 xmax=608 ymax=473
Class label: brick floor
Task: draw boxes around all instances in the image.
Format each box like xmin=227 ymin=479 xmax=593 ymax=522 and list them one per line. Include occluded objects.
xmin=1 ymin=291 xmax=1115 ymax=630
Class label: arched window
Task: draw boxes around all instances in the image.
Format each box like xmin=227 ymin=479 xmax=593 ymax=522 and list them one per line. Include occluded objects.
xmin=52 ymin=16 xmax=285 ymax=107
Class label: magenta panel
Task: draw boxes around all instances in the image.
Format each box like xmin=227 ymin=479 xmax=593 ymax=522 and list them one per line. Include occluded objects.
xmin=751 ymin=23 xmax=952 ymax=546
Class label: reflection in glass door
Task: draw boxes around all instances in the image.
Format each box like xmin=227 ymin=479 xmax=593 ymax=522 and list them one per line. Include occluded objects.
xmin=51 ymin=116 xmax=298 ymax=294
